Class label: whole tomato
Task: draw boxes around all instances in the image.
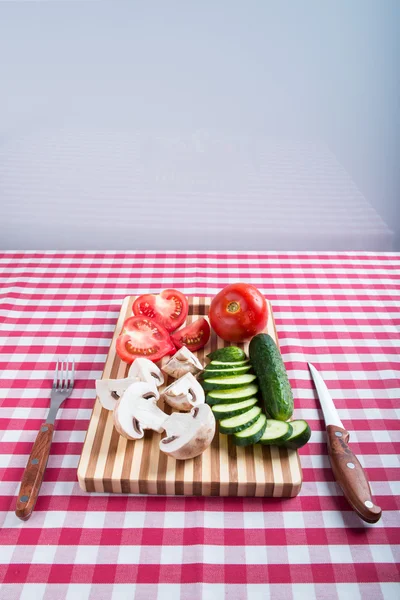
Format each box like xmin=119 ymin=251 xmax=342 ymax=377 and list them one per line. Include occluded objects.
xmin=209 ymin=283 xmax=268 ymax=342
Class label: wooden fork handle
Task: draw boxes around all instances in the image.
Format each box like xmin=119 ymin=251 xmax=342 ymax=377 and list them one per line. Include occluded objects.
xmin=15 ymin=423 xmax=54 ymax=521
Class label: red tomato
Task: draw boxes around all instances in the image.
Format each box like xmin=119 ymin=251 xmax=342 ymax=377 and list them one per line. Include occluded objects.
xmin=209 ymin=283 xmax=268 ymax=342
xmin=171 ymin=318 xmax=211 ymax=351
xmin=116 ymin=316 xmax=175 ymax=364
xmin=133 ymin=289 xmax=189 ymax=333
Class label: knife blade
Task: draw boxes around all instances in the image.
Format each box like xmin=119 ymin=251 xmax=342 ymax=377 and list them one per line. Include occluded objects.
xmin=308 ymin=363 xmax=382 ymax=524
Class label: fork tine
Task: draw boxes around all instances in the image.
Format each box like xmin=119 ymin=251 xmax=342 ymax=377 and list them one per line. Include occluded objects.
xmin=53 ymin=358 xmax=75 ymax=391
xmin=60 ymin=361 xmax=63 ymax=390
xmin=64 ymin=360 xmax=68 ymax=390
xmin=53 ymin=360 xmax=59 ymax=389
xmin=70 ymin=359 xmax=75 ymax=389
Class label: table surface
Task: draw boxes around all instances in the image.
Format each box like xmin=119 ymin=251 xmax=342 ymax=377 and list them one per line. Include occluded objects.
xmin=0 ymin=251 xmax=399 ymax=600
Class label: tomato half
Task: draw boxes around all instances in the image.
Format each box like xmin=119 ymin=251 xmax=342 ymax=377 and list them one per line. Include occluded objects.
xmin=132 ymin=289 xmax=189 ymax=333
xmin=209 ymin=283 xmax=268 ymax=342
xmin=116 ymin=316 xmax=175 ymax=364
xmin=171 ymin=318 xmax=211 ymax=352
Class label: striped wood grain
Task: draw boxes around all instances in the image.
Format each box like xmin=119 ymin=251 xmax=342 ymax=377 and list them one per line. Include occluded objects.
xmin=77 ymin=297 xmax=303 ymax=497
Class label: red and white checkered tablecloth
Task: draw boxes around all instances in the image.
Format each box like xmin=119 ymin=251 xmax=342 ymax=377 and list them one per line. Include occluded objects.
xmin=0 ymin=251 xmax=399 ymax=600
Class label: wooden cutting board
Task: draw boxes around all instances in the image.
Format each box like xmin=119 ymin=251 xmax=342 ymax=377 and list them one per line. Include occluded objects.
xmin=78 ymin=296 xmax=302 ymax=497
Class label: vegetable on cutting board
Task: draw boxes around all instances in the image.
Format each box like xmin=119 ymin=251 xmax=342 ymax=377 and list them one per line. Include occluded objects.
xmin=171 ymin=317 xmax=210 ymax=351
xmin=276 ymin=420 xmax=311 ymax=450
xmin=162 ymin=346 xmax=204 ymax=379
xmin=113 ymin=382 xmax=167 ymax=440
xmin=128 ymin=357 xmax=165 ymax=392
xmin=133 ymin=289 xmax=189 ymax=332
xmin=203 ymin=364 xmax=252 ymax=378
xmin=259 ymin=420 xmax=293 ymax=445
xmin=113 ymin=286 xmax=311 ymax=456
xmin=202 ymin=373 xmax=257 ymax=391
xmin=202 ymin=331 xmax=311 ymax=450
xmin=159 ymin=404 xmax=215 ymax=459
xmin=219 ymin=406 xmax=262 ymax=434
xmin=207 ymin=346 xmax=247 ymax=362
xmin=206 ymin=384 xmax=259 ymax=405
xmin=161 ymin=372 xmax=205 ymax=411
xmin=209 ymin=283 xmax=268 ymax=342
xmin=116 ymin=316 xmax=175 ymax=364
xmin=101 ymin=355 xmax=216 ymax=459
xmin=205 ymin=359 xmax=250 ymax=370
xmin=211 ymin=397 xmax=258 ymax=419
xmin=233 ymin=414 xmax=267 ymax=446
xmin=96 ymin=358 xmax=164 ymax=410
xmin=249 ymin=333 xmax=294 ymax=421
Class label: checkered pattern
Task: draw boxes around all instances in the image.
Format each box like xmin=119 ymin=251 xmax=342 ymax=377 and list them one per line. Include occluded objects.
xmin=0 ymin=251 xmax=399 ymax=600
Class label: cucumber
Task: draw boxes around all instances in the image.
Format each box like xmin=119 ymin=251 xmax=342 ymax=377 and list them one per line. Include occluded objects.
xmin=203 ymin=365 xmax=252 ymax=378
xmin=278 ymin=420 xmax=311 ymax=449
xmin=219 ymin=406 xmax=262 ymax=434
xmin=249 ymin=333 xmax=294 ymax=421
xmin=203 ymin=373 xmax=257 ymax=391
xmin=206 ymin=360 xmax=250 ymax=370
xmin=233 ymin=414 xmax=267 ymax=446
xmin=207 ymin=347 xmax=247 ymax=362
xmin=258 ymin=420 xmax=293 ymax=445
xmin=211 ymin=397 xmax=258 ymax=419
xmin=206 ymin=384 xmax=259 ymax=405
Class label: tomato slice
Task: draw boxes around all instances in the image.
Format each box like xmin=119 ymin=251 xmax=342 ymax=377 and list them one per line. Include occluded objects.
xmin=171 ymin=318 xmax=211 ymax=352
xmin=116 ymin=316 xmax=175 ymax=364
xmin=133 ymin=289 xmax=189 ymax=333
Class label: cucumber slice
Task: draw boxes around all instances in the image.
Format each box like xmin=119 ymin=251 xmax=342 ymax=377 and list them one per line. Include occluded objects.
xmin=203 ymin=373 xmax=257 ymax=391
xmin=233 ymin=414 xmax=267 ymax=446
xmin=206 ymin=360 xmax=250 ymax=369
xmin=212 ymin=397 xmax=258 ymax=419
xmin=278 ymin=420 xmax=311 ymax=449
xmin=206 ymin=384 xmax=259 ymax=405
xmin=219 ymin=406 xmax=262 ymax=434
xmin=207 ymin=347 xmax=247 ymax=362
xmin=259 ymin=420 xmax=293 ymax=445
xmin=203 ymin=365 xmax=252 ymax=378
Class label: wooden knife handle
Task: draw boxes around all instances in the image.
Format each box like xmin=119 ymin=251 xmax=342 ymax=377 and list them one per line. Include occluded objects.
xmin=326 ymin=425 xmax=382 ymax=523
xmin=15 ymin=423 xmax=54 ymax=521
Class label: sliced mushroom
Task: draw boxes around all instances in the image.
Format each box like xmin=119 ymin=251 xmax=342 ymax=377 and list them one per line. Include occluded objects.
xmin=162 ymin=347 xmax=204 ymax=379
xmin=161 ymin=372 xmax=205 ymax=412
xmin=96 ymin=358 xmax=163 ymax=411
xmin=113 ymin=382 xmax=168 ymax=440
xmin=159 ymin=404 xmax=215 ymax=459
xmin=128 ymin=358 xmax=164 ymax=391
xmin=95 ymin=377 xmax=137 ymax=411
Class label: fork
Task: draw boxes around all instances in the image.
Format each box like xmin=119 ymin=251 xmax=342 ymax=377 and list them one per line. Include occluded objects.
xmin=15 ymin=359 xmax=75 ymax=521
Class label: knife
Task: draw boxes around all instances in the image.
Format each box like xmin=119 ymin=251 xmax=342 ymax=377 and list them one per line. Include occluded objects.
xmin=308 ymin=363 xmax=382 ymax=523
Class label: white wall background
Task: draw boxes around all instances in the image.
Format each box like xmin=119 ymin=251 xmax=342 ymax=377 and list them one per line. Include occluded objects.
xmin=0 ymin=1 xmax=399 ymax=250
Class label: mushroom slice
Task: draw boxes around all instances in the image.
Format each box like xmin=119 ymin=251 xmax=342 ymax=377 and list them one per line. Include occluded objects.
xmin=95 ymin=377 xmax=137 ymax=411
xmin=128 ymin=358 xmax=164 ymax=391
xmin=159 ymin=404 xmax=216 ymax=460
xmin=162 ymin=347 xmax=204 ymax=379
xmin=96 ymin=358 xmax=163 ymax=411
xmin=161 ymin=372 xmax=205 ymax=412
xmin=113 ymin=382 xmax=168 ymax=440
